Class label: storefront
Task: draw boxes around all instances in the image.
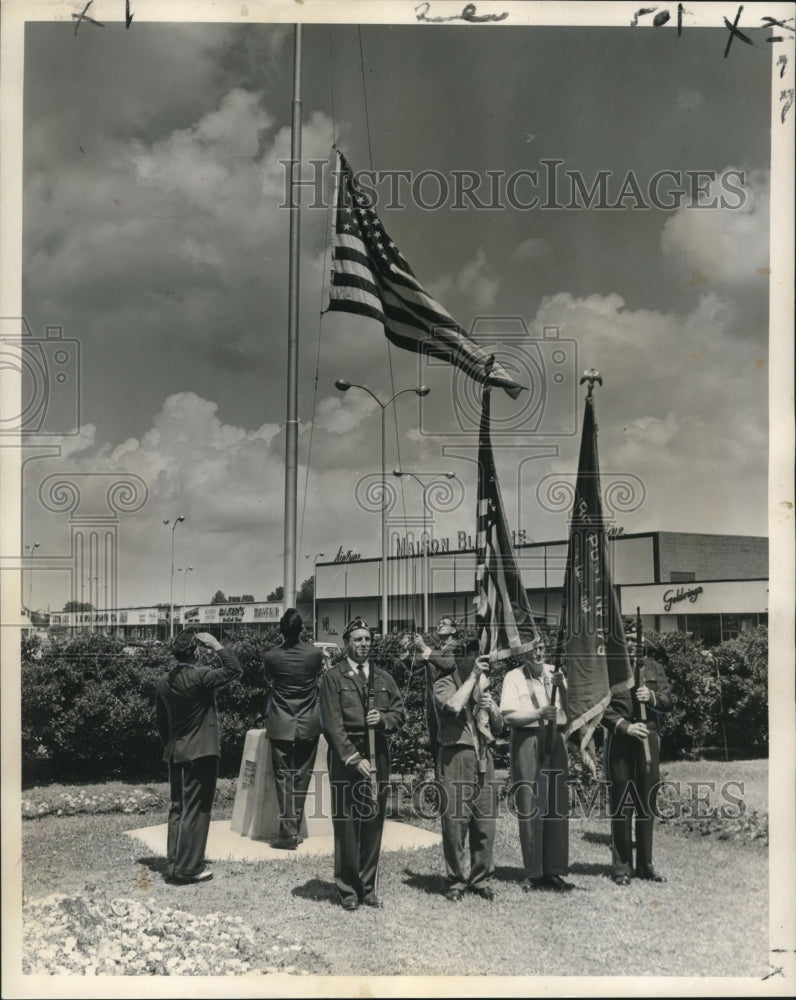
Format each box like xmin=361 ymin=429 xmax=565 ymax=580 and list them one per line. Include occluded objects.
xmin=314 ymin=531 xmax=768 ymax=647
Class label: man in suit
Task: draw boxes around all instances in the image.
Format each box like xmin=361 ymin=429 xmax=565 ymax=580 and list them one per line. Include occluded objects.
xmin=603 ymin=629 xmax=674 ymax=885
xmin=433 ymin=641 xmax=503 ymax=902
xmin=320 ymin=617 xmax=406 ymax=911
xmin=156 ymin=629 xmax=242 ymax=884
xmin=263 ymin=607 xmax=325 ymax=850
xmin=500 ymin=639 xmax=573 ymax=892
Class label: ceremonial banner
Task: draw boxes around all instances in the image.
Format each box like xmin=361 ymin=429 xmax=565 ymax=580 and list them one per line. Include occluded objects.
xmin=328 ymin=149 xmax=524 ymax=400
xmin=559 ymin=390 xmax=634 ymax=752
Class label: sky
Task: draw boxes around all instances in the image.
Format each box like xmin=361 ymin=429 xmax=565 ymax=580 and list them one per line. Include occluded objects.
xmin=17 ymin=10 xmax=777 ymax=612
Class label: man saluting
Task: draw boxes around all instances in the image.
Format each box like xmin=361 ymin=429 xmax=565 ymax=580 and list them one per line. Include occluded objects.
xmin=320 ymin=617 xmax=406 ymax=911
xmin=156 ymin=630 xmax=242 ymax=884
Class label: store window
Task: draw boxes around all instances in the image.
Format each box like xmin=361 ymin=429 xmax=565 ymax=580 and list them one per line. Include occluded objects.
xmin=683 ymin=614 xmax=722 ymax=647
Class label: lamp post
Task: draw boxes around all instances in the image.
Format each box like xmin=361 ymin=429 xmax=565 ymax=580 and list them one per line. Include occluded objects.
xmin=179 ymin=566 xmax=194 ymax=624
xmin=305 ymin=552 xmax=325 ymax=638
xmin=335 ymin=379 xmax=430 ymax=636
xmin=164 ymin=516 xmax=186 ymax=640
xmin=86 ymin=576 xmax=98 ymax=632
xmin=24 ymin=541 xmax=40 ymax=617
xmin=393 ymin=470 xmax=456 ymax=632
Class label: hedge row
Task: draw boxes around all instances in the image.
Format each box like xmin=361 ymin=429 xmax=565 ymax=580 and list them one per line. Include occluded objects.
xmin=20 ymin=625 xmax=768 ymax=786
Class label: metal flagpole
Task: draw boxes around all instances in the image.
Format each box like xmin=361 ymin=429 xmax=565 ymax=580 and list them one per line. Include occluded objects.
xmin=283 ymin=23 xmax=302 ymax=610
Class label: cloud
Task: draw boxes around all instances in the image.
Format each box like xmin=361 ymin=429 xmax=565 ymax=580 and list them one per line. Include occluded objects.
xmin=427 ymin=247 xmax=499 ymax=310
xmin=660 ymin=167 xmax=769 ymax=288
xmin=512 ymin=237 xmax=552 ymax=261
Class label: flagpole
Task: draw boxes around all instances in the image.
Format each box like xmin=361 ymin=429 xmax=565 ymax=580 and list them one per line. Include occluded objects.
xmin=283 ymin=23 xmax=302 ymax=609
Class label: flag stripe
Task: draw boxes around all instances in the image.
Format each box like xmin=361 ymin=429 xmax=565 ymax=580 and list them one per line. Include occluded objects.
xmin=474 ymin=385 xmax=538 ymax=662
xmin=328 ymin=149 xmax=524 ymax=400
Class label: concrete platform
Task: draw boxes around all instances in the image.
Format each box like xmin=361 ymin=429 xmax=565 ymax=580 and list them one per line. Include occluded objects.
xmin=125 ymin=819 xmax=441 ymax=861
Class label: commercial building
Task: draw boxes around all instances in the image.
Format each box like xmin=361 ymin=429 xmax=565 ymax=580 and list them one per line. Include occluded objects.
xmin=314 ymin=531 xmax=768 ymax=647
xmin=46 ymin=601 xmax=285 ymax=642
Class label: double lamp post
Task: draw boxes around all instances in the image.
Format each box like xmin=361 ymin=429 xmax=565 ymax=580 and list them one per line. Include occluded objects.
xmin=334 ymin=378 xmax=431 ymax=636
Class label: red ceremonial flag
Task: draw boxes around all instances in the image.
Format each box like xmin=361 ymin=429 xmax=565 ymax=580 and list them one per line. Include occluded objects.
xmin=328 ymin=149 xmax=524 ymax=400
xmin=474 ymin=376 xmax=539 ymax=660
xmin=558 ymin=385 xmax=634 ymax=754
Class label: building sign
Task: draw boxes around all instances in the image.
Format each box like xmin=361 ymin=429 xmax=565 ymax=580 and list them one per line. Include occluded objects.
xmin=182 ymin=602 xmax=284 ymax=625
xmin=333 ymin=546 xmax=362 ymax=563
xmin=48 ymin=603 xmax=283 ymax=628
xmin=394 ymin=528 xmax=533 ymax=557
xmin=663 ymin=585 xmax=704 ymax=612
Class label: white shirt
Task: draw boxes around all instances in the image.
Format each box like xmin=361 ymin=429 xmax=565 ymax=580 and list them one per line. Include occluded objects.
xmin=500 ymin=664 xmax=567 ymax=728
xmin=346 ymin=656 xmax=369 ymax=681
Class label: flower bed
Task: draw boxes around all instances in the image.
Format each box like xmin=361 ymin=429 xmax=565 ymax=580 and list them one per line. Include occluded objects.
xmin=21 ymin=780 xmax=238 ymax=820
xmin=23 ymin=894 xmax=327 ymax=976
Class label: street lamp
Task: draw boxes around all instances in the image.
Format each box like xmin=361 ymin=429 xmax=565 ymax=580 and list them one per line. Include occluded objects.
xmin=86 ymin=576 xmax=98 ymax=632
xmin=393 ymin=470 xmax=456 ymax=632
xmin=179 ymin=566 xmax=194 ymax=623
xmin=305 ymin=552 xmax=325 ymax=638
xmin=164 ymin=516 xmax=186 ymax=640
xmin=335 ymin=378 xmax=430 ymax=636
xmin=24 ymin=542 xmax=40 ymax=617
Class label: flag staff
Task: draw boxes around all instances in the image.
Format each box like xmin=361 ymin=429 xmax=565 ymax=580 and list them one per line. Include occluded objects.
xmin=283 ymin=23 xmax=302 ymax=609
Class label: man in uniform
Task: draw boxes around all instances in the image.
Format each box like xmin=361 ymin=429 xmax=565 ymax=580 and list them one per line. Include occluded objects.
xmin=263 ymin=608 xmax=325 ymax=850
xmin=603 ymin=627 xmax=674 ymax=885
xmin=500 ymin=638 xmax=573 ymax=892
xmin=156 ymin=630 xmax=242 ymax=884
xmin=433 ymin=641 xmax=503 ymax=902
xmin=414 ymin=616 xmax=460 ymax=776
xmin=320 ymin=617 xmax=406 ymax=910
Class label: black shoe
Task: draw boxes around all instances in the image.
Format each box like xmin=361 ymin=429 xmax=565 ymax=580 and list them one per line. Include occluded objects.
xmin=522 ymin=877 xmax=547 ymax=892
xmin=341 ymin=900 xmax=360 ymax=911
xmin=635 ymin=867 xmax=667 ymax=882
xmin=172 ymin=868 xmax=213 ymax=884
xmin=612 ymin=874 xmax=631 ymax=887
xmin=361 ymin=896 xmax=383 ymax=908
xmin=545 ymin=874 xmax=574 ymax=892
xmin=270 ymin=837 xmax=299 ymax=851
xmin=445 ymin=888 xmax=464 ymax=902
xmin=468 ymin=884 xmax=495 ymax=901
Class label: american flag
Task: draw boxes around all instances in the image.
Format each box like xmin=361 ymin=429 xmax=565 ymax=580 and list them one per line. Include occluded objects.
xmin=474 ymin=380 xmax=539 ymax=660
xmin=328 ymin=149 xmax=524 ymax=400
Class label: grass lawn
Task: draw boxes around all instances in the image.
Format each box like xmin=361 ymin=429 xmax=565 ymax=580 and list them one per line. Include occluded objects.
xmin=13 ymin=759 xmax=771 ymax=981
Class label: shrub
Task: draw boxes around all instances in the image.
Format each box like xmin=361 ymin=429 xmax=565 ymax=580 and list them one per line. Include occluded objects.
xmin=21 ymin=629 xmax=281 ymax=785
xmin=648 ymin=627 xmax=768 ymax=760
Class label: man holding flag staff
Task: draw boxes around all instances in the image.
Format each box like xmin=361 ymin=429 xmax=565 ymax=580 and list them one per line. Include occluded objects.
xmin=432 ymin=643 xmax=503 ymax=902
xmin=602 ymin=621 xmax=674 ymax=886
xmin=500 ymin=638 xmax=573 ymax=892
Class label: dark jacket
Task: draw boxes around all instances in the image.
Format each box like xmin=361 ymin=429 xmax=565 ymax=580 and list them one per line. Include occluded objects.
xmin=263 ymin=641 xmax=324 ymax=741
xmin=156 ymin=646 xmax=242 ymax=763
xmin=320 ymin=660 xmax=405 ymax=766
xmin=602 ymin=657 xmax=674 ymax=736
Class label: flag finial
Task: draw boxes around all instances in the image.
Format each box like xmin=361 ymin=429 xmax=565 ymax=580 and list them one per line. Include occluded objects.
xmin=579 ymin=369 xmax=603 ymax=398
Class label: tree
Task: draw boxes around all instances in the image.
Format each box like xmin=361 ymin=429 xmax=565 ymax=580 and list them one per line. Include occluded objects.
xmin=267 ymin=585 xmax=284 ymax=602
xmin=210 ymin=590 xmax=227 ymax=605
xmin=63 ymin=601 xmax=93 ymax=612
xmin=297 ymin=577 xmax=314 ymax=602
xmin=241 ymin=595 xmax=255 ymax=603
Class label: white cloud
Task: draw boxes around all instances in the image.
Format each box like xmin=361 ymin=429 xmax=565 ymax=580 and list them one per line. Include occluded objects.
xmin=512 ymin=237 xmax=551 ymax=261
xmin=661 ymin=166 xmax=769 ymax=287
xmin=427 ymin=247 xmax=499 ymax=310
